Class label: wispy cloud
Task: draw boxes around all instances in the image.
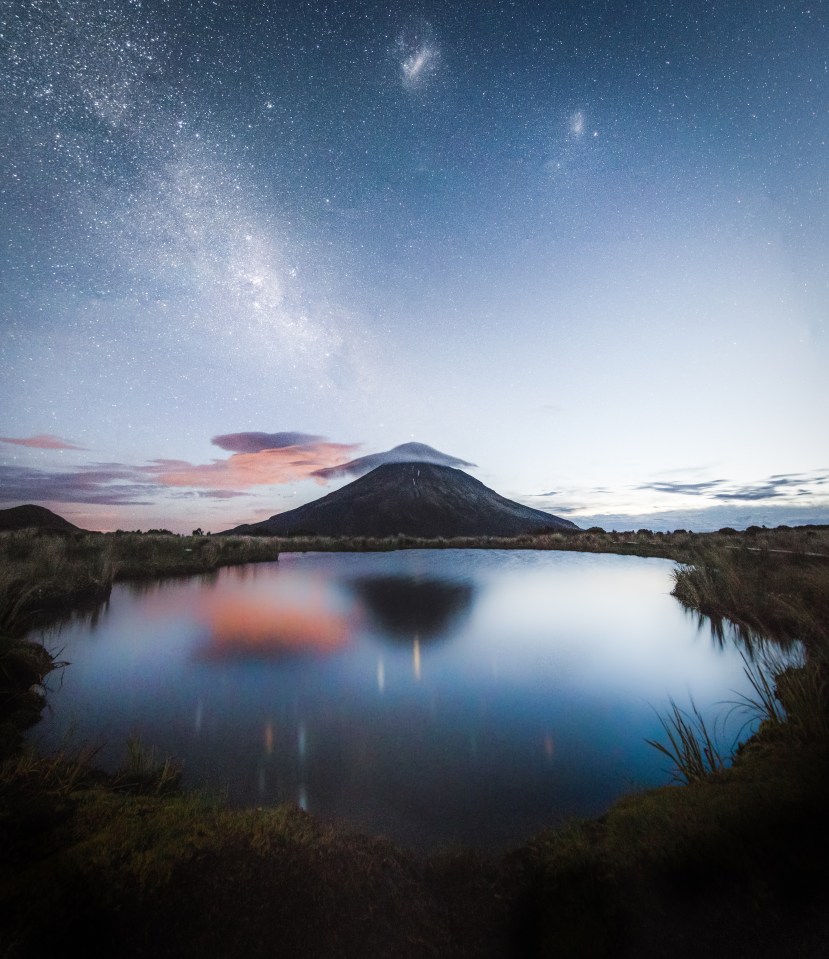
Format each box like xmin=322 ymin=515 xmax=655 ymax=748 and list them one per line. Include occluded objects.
xmin=573 ymin=505 xmax=829 ymax=533
xmin=639 ymin=480 xmax=729 ymax=496
xmin=0 ymin=434 xmax=86 ymax=450
xmin=0 ymin=464 xmax=155 ymax=505
xmin=148 ymin=442 xmax=359 ymax=489
xmin=638 ymin=470 xmax=829 ymax=502
xmin=168 ymin=489 xmax=247 ymax=500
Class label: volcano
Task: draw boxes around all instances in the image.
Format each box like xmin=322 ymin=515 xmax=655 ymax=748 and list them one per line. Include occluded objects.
xmin=222 ymin=462 xmax=578 ymax=538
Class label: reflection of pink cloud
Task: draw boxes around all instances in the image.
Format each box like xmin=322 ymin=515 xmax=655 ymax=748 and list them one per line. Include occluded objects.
xmin=148 ymin=443 xmax=359 ymax=490
xmin=0 ymin=434 xmax=85 ymax=450
xmin=199 ymin=596 xmax=353 ymax=659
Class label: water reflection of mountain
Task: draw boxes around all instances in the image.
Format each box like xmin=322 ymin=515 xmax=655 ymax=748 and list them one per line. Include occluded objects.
xmin=352 ymin=575 xmax=475 ymax=642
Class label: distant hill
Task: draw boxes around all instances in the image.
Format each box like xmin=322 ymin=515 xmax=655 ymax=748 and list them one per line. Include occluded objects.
xmin=0 ymin=504 xmax=83 ymax=532
xmin=223 ymin=462 xmax=579 ymax=538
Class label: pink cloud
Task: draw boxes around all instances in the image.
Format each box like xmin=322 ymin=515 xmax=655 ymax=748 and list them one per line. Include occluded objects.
xmin=149 ymin=442 xmax=360 ymax=490
xmin=0 ymin=434 xmax=86 ymax=450
xmin=211 ymin=432 xmax=325 ymax=453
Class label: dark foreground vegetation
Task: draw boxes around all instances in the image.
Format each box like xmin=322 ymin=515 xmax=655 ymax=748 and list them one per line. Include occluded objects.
xmin=2 ymin=525 xmax=829 ymax=957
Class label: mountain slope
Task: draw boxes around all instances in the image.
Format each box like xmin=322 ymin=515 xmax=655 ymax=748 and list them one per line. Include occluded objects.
xmin=0 ymin=504 xmax=83 ymax=532
xmin=223 ymin=462 xmax=578 ymax=537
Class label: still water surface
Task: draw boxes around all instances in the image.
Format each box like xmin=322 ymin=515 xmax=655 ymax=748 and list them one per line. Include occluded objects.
xmin=32 ymin=550 xmax=754 ymax=851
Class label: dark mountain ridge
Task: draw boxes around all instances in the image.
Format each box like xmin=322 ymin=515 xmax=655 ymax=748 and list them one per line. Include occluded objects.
xmin=223 ymin=462 xmax=578 ymax=538
xmin=0 ymin=504 xmax=83 ymax=532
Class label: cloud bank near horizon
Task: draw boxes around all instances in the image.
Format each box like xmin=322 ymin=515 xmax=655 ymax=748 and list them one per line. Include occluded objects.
xmin=0 ymin=463 xmax=155 ymax=506
xmin=637 ymin=471 xmax=829 ymax=502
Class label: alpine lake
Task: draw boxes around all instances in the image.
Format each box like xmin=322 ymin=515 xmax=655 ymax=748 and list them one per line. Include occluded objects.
xmin=30 ymin=549 xmax=758 ymax=852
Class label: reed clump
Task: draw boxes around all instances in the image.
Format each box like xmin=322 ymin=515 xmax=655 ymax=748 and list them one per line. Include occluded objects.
xmin=0 ymin=533 xmax=114 ymax=637
xmin=645 ymin=546 xmax=829 ymax=783
xmin=238 ymin=523 xmax=829 ymax=567
xmin=112 ymin=736 xmax=182 ymax=797
xmin=0 ymin=530 xmax=282 ymax=634
xmin=646 ymin=698 xmax=728 ymax=784
xmin=671 ymin=544 xmax=829 ymax=651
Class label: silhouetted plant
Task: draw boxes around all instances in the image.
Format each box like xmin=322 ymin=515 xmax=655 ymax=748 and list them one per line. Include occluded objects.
xmin=646 ymin=697 xmax=728 ymax=784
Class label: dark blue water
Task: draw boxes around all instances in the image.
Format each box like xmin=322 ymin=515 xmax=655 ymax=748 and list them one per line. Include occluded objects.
xmin=31 ymin=549 xmax=755 ymax=851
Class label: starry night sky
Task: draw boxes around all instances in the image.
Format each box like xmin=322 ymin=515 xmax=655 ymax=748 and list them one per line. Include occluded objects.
xmin=2 ymin=0 xmax=827 ymax=532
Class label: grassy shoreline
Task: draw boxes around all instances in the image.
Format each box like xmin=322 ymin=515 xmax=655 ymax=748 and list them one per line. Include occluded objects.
xmin=3 ymin=523 xmax=827 ymax=635
xmin=2 ymin=525 xmax=829 ymax=956
xmin=0 ymin=530 xmax=283 ymax=638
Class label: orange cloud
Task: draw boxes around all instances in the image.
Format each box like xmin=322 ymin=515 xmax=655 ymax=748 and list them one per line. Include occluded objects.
xmin=150 ymin=442 xmax=359 ymax=489
xmin=0 ymin=434 xmax=85 ymax=450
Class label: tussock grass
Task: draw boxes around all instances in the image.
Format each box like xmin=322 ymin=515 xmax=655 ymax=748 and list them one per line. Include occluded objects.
xmin=0 ymin=530 xmax=281 ymax=635
xmin=671 ymin=545 xmax=829 ymax=755
xmin=112 ymin=736 xmax=182 ymax=797
xmin=774 ymin=653 xmax=829 ymax=744
xmin=258 ymin=523 xmax=829 ymax=565
xmin=724 ymin=646 xmax=788 ymax=739
xmin=1 ymin=742 xmax=102 ymax=803
xmin=646 ymin=698 xmax=728 ymax=784
xmin=650 ymin=545 xmax=829 ymax=792
xmin=671 ymin=545 xmax=829 ymax=652
xmin=0 ymin=533 xmax=114 ymax=637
